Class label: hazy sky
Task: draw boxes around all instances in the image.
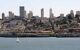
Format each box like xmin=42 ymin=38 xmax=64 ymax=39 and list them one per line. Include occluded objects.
xmin=0 ymin=0 xmax=80 ymax=18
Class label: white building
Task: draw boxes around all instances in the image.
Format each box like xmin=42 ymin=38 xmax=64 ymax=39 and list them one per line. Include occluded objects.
xmin=28 ymin=11 xmax=33 ymax=19
xmin=49 ymin=8 xmax=54 ymax=19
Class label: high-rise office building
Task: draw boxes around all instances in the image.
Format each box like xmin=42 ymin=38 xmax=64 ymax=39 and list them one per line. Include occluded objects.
xmin=49 ymin=8 xmax=54 ymax=18
xmin=41 ymin=8 xmax=44 ymax=19
xmin=9 ymin=11 xmax=14 ymax=19
xmin=2 ymin=13 xmax=5 ymax=20
xmin=76 ymin=11 xmax=80 ymax=15
xmin=24 ymin=10 xmax=27 ymax=18
xmin=70 ymin=10 xmax=74 ymax=19
xmin=20 ymin=6 xmax=25 ymax=17
xmin=28 ymin=11 xmax=33 ymax=19
xmin=76 ymin=11 xmax=80 ymax=20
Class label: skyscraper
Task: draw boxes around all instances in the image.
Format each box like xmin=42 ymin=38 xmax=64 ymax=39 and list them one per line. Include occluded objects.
xmin=24 ymin=10 xmax=27 ymax=18
xmin=41 ymin=8 xmax=44 ymax=19
xmin=49 ymin=8 xmax=54 ymax=18
xmin=28 ymin=11 xmax=33 ymax=19
xmin=2 ymin=13 xmax=5 ymax=20
xmin=9 ymin=11 xmax=14 ymax=19
xmin=20 ymin=6 xmax=25 ymax=17
xmin=70 ymin=10 xmax=74 ymax=19
xmin=76 ymin=11 xmax=80 ymax=21
xmin=76 ymin=11 xmax=80 ymax=15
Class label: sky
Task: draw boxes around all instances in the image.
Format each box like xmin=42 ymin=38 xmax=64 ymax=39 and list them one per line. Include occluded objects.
xmin=0 ymin=0 xmax=80 ymax=18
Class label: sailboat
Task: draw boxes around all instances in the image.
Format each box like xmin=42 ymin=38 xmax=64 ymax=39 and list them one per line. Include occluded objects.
xmin=16 ymin=37 xmax=20 ymax=43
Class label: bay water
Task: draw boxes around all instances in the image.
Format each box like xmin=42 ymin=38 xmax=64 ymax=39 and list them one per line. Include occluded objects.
xmin=0 ymin=37 xmax=80 ymax=50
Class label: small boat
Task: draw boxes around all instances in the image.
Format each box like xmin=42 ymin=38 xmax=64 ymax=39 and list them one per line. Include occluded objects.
xmin=16 ymin=37 xmax=20 ymax=43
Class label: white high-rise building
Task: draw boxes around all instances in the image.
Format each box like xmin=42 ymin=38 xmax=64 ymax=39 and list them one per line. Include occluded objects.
xmin=28 ymin=11 xmax=33 ymax=19
xmin=24 ymin=10 xmax=27 ymax=18
xmin=49 ymin=8 xmax=54 ymax=19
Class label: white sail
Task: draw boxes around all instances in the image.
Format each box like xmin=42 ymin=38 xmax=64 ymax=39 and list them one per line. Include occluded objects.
xmin=16 ymin=37 xmax=20 ymax=43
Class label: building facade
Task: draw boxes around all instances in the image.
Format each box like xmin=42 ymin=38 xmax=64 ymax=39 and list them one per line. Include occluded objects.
xmin=20 ymin=6 xmax=25 ymax=17
xmin=41 ymin=8 xmax=44 ymax=20
xmin=49 ymin=8 xmax=54 ymax=19
xmin=28 ymin=11 xmax=33 ymax=19
xmin=2 ymin=13 xmax=5 ymax=20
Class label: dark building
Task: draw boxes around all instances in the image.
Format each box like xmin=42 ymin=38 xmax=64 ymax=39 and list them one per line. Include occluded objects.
xmin=2 ymin=13 xmax=5 ymax=20
xmin=41 ymin=8 xmax=44 ymax=19
xmin=20 ymin=6 xmax=25 ymax=17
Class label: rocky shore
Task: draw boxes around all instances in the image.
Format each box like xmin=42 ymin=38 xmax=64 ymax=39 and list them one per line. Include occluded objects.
xmin=0 ymin=32 xmax=80 ymax=38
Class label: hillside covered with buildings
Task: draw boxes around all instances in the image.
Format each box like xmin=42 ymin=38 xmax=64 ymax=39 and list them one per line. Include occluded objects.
xmin=0 ymin=6 xmax=80 ymax=37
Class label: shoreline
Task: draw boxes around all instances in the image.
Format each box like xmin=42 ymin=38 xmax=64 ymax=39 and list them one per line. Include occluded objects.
xmin=0 ymin=34 xmax=80 ymax=38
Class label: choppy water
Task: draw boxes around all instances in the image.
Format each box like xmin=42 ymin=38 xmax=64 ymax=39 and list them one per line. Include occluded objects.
xmin=0 ymin=37 xmax=80 ymax=50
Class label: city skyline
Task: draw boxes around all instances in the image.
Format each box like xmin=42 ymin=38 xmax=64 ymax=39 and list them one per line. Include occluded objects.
xmin=0 ymin=0 xmax=80 ymax=18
